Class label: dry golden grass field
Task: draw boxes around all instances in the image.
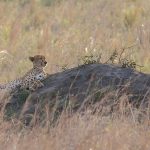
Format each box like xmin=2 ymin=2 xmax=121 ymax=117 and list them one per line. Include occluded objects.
xmin=0 ymin=0 xmax=150 ymax=149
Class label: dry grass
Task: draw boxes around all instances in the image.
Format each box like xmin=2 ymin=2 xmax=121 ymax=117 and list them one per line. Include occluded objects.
xmin=0 ymin=0 xmax=150 ymax=83
xmin=0 ymin=112 xmax=150 ymax=150
xmin=0 ymin=0 xmax=150 ymax=149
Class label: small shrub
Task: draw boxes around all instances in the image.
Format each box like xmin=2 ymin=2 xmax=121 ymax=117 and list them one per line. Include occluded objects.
xmin=123 ymin=5 xmax=142 ymax=28
xmin=81 ymin=54 xmax=101 ymax=65
xmin=0 ymin=25 xmax=11 ymax=46
xmin=61 ymin=64 xmax=68 ymax=71
xmin=40 ymin=0 xmax=61 ymax=6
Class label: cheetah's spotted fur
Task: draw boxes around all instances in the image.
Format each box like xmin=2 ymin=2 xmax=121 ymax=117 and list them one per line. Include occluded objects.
xmin=0 ymin=55 xmax=47 ymax=92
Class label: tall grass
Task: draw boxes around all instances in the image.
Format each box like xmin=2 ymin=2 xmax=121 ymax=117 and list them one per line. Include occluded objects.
xmin=0 ymin=0 xmax=149 ymax=83
xmin=0 ymin=0 xmax=150 ymax=149
xmin=0 ymin=111 xmax=150 ymax=150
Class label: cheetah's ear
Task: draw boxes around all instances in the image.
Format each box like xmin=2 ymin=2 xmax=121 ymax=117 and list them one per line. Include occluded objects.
xmin=29 ymin=56 xmax=34 ymax=62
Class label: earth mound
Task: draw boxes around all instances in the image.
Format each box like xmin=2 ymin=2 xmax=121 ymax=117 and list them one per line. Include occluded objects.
xmin=3 ymin=64 xmax=150 ymax=125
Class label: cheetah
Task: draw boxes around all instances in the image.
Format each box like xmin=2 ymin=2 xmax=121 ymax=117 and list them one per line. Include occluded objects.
xmin=0 ymin=55 xmax=47 ymax=93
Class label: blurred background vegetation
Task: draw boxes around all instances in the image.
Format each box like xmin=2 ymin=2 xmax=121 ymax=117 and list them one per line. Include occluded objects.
xmin=0 ymin=0 xmax=150 ymax=82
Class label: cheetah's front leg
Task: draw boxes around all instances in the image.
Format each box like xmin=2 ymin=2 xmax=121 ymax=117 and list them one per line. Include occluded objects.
xmin=29 ymin=80 xmax=44 ymax=92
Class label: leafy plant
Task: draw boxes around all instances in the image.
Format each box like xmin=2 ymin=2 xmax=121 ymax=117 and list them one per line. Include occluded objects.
xmin=81 ymin=54 xmax=101 ymax=65
xmin=121 ymin=59 xmax=136 ymax=69
xmin=61 ymin=64 xmax=68 ymax=71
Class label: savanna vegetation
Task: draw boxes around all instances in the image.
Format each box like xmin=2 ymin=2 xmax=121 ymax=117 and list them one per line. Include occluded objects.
xmin=0 ymin=0 xmax=150 ymax=149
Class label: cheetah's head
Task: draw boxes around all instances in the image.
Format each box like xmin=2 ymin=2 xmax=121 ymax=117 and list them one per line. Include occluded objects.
xmin=29 ymin=55 xmax=47 ymax=68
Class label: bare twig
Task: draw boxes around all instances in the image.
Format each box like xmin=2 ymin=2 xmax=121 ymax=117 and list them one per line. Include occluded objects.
xmin=118 ymin=43 xmax=137 ymax=63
